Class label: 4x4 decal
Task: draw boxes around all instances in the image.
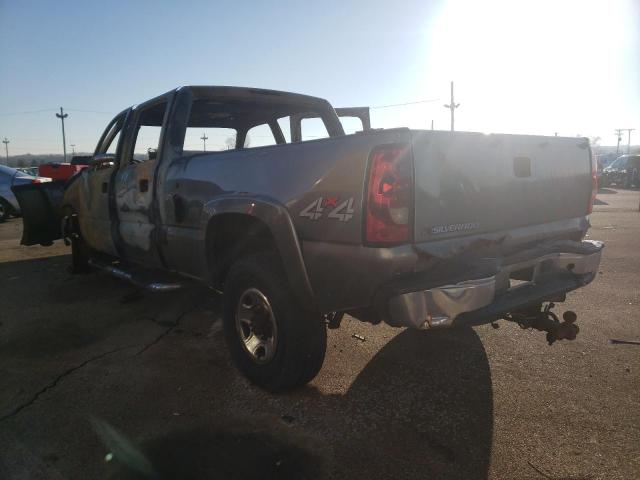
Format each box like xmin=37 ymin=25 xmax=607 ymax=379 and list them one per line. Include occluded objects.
xmin=300 ymin=197 xmax=355 ymax=222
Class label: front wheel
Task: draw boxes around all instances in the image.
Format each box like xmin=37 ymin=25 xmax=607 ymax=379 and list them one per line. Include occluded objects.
xmin=222 ymin=253 xmax=327 ymax=392
xmin=65 ymin=213 xmax=92 ymax=273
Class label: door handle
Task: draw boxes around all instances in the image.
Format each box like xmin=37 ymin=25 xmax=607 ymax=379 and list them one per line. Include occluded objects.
xmin=139 ymin=179 xmax=149 ymax=192
xmin=173 ymin=193 xmax=186 ymax=222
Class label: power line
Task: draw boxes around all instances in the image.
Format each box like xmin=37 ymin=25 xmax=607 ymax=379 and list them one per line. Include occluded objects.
xmin=0 ymin=107 xmax=113 ymax=116
xmin=369 ymin=98 xmax=441 ymax=109
xmin=65 ymin=108 xmax=114 ymax=114
xmin=0 ymin=108 xmax=57 ymax=116
xmin=3 ymin=99 xmax=441 ymax=117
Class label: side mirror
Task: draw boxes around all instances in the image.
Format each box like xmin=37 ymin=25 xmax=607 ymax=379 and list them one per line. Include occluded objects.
xmin=89 ymin=154 xmax=115 ymax=168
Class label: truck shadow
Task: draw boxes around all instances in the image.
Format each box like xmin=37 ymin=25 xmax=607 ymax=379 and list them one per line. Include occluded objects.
xmin=107 ymin=327 xmax=492 ymax=480
xmin=0 ymin=256 xmax=492 ymax=480
xmin=326 ymin=327 xmax=493 ymax=479
xmin=0 ymin=254 xmax=167 ymax=360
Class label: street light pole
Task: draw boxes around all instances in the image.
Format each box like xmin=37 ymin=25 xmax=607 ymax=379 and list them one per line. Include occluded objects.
xmin=2 ymin=137 xmax=9 ymax=163
xmin=70 ymin=144 xmax=76 ymax=155
xmin=56 ymin=107 xmax=69 ymax=162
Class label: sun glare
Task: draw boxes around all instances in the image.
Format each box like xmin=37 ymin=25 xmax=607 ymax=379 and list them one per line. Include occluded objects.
xmin=418 ymin=0 xmax=635 ymax=136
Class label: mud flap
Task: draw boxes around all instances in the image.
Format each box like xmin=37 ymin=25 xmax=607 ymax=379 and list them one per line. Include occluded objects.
xmin=11 ymin=181 xmax=66 ymax=246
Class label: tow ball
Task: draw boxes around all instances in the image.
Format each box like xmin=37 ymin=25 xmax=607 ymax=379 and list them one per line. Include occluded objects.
xmin=505 ymin=303 xmax=579 ymax=345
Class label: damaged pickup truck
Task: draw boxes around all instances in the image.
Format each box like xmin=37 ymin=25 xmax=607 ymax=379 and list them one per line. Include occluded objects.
xmin=13 ymin=86 xmax=603 ymax=391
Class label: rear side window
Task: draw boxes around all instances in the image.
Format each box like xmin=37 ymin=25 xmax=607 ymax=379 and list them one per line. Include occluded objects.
xmin=183 ymin=99 xmax=238 ymax=152
xmin=245 ymin=124 xmax=276 ymax=148
xmin=130 ymin=102 xmax=168 ymax=162
xmin=300 ymin=117 xmax=329 ymax=141
xmin=277 ymin=117 xmax=292 ymax=143
xmin=183 ymin=127 xmax=237 ymax=152
xmin=340 ymin=116 xmax=364 ymax=135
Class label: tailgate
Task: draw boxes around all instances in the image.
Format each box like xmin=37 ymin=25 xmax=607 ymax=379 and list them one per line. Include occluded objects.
xmin=411 ymin=131 xmax=592 ymax=242
xmin=11 ymin=181 xmax=66 ymax=246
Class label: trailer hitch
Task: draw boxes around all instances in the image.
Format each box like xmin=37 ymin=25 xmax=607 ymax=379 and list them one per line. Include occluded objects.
xmin=505 ymin=303 xmax=579 ymax=345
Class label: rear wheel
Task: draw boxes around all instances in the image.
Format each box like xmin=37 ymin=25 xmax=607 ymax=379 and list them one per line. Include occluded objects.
xmin=222 ymin=253 xmax=326 ymax=392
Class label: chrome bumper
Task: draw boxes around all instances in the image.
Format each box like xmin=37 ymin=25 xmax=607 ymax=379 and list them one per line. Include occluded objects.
xmin=387 ymin=241 xmax=603 ymax=329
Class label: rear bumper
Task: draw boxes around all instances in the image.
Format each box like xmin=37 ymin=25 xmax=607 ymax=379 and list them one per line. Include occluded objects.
xmin=381 ymin=240 xmax=603 ymax=329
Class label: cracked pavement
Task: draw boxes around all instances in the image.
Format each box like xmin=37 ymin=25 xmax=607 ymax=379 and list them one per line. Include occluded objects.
xmin=0 ymin=188 xmax=639 ymax=479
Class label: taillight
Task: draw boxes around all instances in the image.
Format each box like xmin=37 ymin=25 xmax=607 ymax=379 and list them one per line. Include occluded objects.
xmin=587 ymin=149 xmax=597 ymax=214
xmin=365 ymin=143 xmax=413 ymax=245
xmin=31 ymin=177 xmax=51 ymax=184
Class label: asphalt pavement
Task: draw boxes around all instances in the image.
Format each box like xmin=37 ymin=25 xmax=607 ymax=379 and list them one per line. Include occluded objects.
xmin=0 ymin=188 xmax=638 ymax=479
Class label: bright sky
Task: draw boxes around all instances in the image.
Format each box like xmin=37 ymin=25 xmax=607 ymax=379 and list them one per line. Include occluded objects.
xmin=0 ymin=0 xmax=638 ymax=155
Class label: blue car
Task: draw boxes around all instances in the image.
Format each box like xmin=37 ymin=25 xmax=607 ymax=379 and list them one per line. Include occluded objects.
xmin=0 ymin=164 xmax=50 ymax=221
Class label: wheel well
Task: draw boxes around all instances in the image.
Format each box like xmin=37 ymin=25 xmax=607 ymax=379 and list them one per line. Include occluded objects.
xmin=206 ymin=213 xmax=279 ymax=288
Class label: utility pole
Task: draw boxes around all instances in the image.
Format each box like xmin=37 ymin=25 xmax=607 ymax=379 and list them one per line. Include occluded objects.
xmin=443 ymin=81 xmax=460 ymax=132
xmin=70 ymin=144 xmax=76 ymax=155
xmin=2 ymin=137 xmax=9 ymax=163
xmin=56 ymin=107 xmax=69 ymax=162
xmin=200 ymin=132 xmax=208 ymax=151
xmin=625 ymin=128 xmax=635 ymax=154
xmin=614 ymin=129 xmax=623 ymax=156
xmin=431 ymin=119 xmax=434 ymax=130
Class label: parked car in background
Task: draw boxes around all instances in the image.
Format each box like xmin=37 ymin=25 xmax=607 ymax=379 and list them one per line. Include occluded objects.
xmin=18 ymin=166 xmax=40 ymax=176
xmin=70 ymin=155 xmax=92 ymax=166
xmin=0 ymin=164 xmax=51 ymax=221
xmin=38 ymin=162 xmax=88 ymax=181
xmin=600 ymin=154 xmax=640 ymax=188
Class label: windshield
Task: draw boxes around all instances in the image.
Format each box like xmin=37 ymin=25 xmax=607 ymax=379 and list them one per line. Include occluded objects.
xmin=608 ymin=157 xmax=629 ymax=169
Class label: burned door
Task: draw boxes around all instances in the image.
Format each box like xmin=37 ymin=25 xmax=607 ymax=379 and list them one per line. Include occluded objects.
xmin=78 ymin=112 xmax=127 ymax=256
xmin=114 ymin=99 xmax=168 ymax=264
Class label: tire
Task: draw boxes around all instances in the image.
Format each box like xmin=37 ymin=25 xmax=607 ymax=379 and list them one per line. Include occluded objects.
xmin=222 ymin=253 xmax=326 ymax=392
xmin=0 ymin=198 xmax=11 ymax=222
xmin=70 ymin=236 xmax=92 ymax=273
xmin=67 ymin=213 xmax=92 ymax=273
